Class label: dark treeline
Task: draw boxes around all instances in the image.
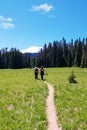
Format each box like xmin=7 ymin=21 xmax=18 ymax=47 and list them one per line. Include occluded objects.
xmin=0 ymin=48 xmax=31 ymax=69
xmin=0 ymin=37 xmax=87 ymax=69
xmin=36 ymin=37 xmax=87 ymax=68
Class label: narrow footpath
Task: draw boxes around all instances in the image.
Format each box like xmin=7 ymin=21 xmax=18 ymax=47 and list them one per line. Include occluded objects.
xmin=44 ymin=81 xmax=62 ymax=130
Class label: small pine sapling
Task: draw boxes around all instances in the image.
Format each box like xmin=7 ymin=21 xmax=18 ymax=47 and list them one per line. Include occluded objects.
xmin=68 ymin=71 xmax=77 ymax=83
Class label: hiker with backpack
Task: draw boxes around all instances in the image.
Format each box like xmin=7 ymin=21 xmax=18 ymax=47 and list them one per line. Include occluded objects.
xmin=34 ymin=66 xmax=39 ymax=79
xmin=40 ymin=66 xmax=44 ymax=80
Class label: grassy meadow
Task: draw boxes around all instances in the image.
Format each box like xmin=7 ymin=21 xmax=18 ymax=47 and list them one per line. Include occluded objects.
xmin=46 ymin=67 xmax=87 ymax=129
xmin=0 ymin=69 xmax=48 ymax=130
xmin=0 ymin=68 xmax=87 ymax=130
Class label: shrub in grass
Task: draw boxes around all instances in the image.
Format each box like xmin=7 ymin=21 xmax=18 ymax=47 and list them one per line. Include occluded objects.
xmin=68 ymin=71 xmax=77 ymax=83
xmin=46 ymin=68 xmax=87 ymax=129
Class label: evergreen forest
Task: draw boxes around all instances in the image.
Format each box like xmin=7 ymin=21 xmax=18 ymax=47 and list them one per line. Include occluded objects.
xmin=0 ymin=37 xmax=87 ymax=68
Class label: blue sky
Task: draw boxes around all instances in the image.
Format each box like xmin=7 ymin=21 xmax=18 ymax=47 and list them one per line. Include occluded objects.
xmin=0 ymin=0 xmax=87 ymax=52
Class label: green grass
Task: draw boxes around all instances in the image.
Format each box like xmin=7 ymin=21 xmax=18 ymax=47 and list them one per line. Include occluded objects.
xmin=0 ymin=68 xmax=87 ymax=130
xmin=46 ymin=67 xmax=87 ymax=129
xmin=0 ymin=69 xmax=48 ymax=130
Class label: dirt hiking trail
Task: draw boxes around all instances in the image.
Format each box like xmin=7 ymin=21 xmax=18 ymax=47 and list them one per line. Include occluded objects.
xmin=44 ymin=81 xmax=62 ymax=130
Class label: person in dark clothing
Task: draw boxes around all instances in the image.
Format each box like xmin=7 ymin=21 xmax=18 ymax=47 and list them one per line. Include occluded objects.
xmin=34 ymin=66 xmax=39 ymax=79
xmin=40 ymin=66 xmax=44 ymax=80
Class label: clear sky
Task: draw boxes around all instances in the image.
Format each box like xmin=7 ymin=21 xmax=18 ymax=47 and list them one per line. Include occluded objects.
xmin=0 ymin=0 xmax=87 ymax=52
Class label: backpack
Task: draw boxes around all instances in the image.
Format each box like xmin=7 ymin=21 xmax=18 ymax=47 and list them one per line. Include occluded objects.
xmin=40 ymin=68 xmax=44 ymax=75
xmin=34 ymin=67 xmax=38 ymax=74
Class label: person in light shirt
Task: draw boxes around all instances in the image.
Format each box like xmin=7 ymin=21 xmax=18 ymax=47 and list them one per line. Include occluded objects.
xmin=34 ymin=65 xmax=39 ymax=79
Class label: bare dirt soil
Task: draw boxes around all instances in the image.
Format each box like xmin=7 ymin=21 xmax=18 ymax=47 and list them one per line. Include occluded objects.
xmin=44 ymin=81 xmax=62 ymax=130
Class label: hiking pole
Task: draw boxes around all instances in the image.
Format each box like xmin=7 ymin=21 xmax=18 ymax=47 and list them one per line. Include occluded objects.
xmin=45 ymin=70 xmax=48 ymax=75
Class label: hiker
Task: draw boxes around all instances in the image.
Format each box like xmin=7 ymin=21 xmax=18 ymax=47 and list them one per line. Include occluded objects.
xmin=34 ymin=66 xmax=39 ymax=79
xmin=40 ymin=66 xmax=44 ymax=80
